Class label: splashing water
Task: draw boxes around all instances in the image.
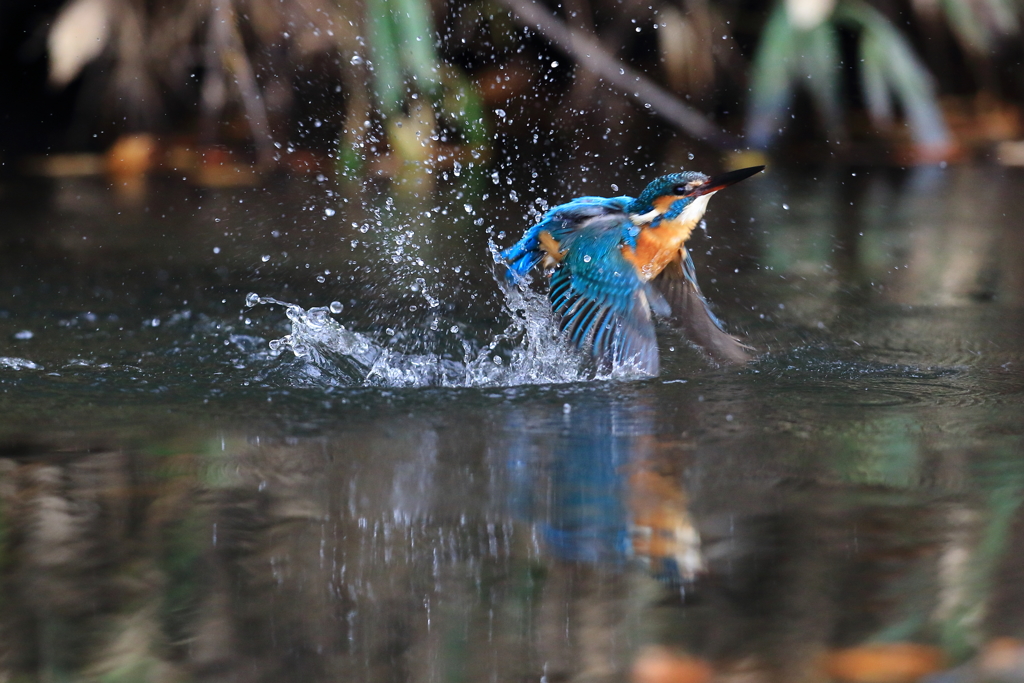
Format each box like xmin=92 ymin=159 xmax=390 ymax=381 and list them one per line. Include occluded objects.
xmin=245 ymin=282 xmax=642 ymax=388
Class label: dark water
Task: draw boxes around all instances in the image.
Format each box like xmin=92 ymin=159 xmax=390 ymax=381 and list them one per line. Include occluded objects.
xmin=1 ymin=162 xmax=1023 ymax=682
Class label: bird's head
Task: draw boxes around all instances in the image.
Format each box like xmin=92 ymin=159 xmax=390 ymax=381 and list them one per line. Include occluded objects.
xmin=627 ymin=166 xmax=765 ymax=227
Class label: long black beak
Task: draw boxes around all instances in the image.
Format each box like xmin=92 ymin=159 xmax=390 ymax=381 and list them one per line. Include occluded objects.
xmin=689 ymin=165 xmax=765 ymax=197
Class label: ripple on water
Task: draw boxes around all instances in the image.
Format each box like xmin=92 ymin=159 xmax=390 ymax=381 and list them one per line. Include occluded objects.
xmin=766 ymin=379 xmax=971 ymax=408
xmin=757 ymin=350 xmax=971 ymax=408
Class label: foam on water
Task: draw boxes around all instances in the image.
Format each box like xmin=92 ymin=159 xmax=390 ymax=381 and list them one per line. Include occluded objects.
xmin=245 ymin=285 xmax=644 ymax=388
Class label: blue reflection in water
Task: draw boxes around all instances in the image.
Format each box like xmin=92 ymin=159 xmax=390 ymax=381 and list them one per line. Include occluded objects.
xmin=539 ymin=404 xmax=634 ymax=565
xmin=501 ymin=393 xmax=701 ymax=585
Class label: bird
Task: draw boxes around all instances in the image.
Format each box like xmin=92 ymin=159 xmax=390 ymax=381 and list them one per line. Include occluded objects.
xmin=497 ymin=165 xmax=764 ymax=376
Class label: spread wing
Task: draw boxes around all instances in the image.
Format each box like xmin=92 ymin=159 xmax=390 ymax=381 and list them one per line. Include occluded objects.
xmin=548 ymin=215 xmax=659 ymax=375
xmin=651 ymin=250 xmax=752 ymax=365
xmin=498 ymin=196 xmax=632 ymax=283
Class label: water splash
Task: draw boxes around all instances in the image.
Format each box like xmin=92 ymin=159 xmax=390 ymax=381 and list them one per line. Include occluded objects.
xmin=245 ymin=283 xmax=637 ymax=388
xmin=0 ymin=357 xmax=43 ymax=371
xmin=246 ymin=294 xmax=381 ymax=384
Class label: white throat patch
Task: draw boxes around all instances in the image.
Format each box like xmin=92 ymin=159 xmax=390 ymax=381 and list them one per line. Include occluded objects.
xmin=677 ymin=191 xmax=716 ymax=227
xmin=629 ymin=191 xmax=717 ymax=228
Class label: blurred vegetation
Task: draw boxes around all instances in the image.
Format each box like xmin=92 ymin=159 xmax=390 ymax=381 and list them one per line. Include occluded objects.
xmin=747 ymin=0 xmax=951 ymax=151
xmin=2 ymin=0 xmax=1023 ymax=174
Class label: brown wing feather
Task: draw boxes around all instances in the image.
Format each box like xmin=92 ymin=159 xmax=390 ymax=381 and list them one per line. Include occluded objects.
xmin=652 ymin=250 xmax=752 ymax=366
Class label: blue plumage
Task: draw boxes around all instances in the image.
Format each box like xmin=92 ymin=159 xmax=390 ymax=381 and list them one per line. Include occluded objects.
xmin=548 ymin=214 xmax=659 ymax=373
xmin=497 ymin=168 xmax=762 ymax=374
xmin=500 ymin=197 xmax=632 ymax=283
xmin=497 ymin=202 xmax=663 ymax=375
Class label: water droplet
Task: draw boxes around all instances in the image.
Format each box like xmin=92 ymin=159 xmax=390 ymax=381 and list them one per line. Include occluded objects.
xmin=261 ymin=254 xmax=271 ymax=262
xmin=562 ymin=403 xmax=571 ymax=414
xmin=316 ymin=275 xmax=326 ymax=283
xmin=13 ymin=330 xmax=33 ymax=340
xmin=330 ymin=301 xmax=344 ymax=314
xmin=324 ymin=208 xmax=336 ymax=216
xmin=583 ymin=254 xmax=592 ymax=263
xmin=350 ymin=54 xmax=363 ymax=64
xmin=212 ymin=246 xmax=221 ymax=254
xmin=688 ymin=152 xmax=695 ymax=160
xmin=449 ymin=325 xmax=459 ymax=333
xmin=495 ymin=109 xmax=507 ymax=118
xmin=782 ymin=203 xmax=790 ymax=210
xmin=464 ymin=204 xmax=473 ymax=214
xmin=245 ymin=292 xmax=261 ymax=307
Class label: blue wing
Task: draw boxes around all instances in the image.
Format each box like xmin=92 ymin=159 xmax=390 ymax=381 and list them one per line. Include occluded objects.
xmin=498 ymin=196 xmax=632 ymax=283
xmin=548 ymin=215 xmax=659 ymax=375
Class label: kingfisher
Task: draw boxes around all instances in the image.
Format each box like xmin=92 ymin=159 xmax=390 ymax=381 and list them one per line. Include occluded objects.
xmin=497 ymin=165 xmax=764 ymax=375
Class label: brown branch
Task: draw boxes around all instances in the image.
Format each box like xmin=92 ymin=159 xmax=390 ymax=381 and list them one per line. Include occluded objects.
xmin=492 ymin=0 xmax=741 ymax=149
xmin=201 ymin=0 xmax=276 ymax=168
xmin=220 ymin=1 xmax=275 ymax=168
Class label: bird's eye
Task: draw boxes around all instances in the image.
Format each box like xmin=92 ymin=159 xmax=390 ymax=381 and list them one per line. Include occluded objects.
xmin=672 ymin=185 xmax=687 ymax=195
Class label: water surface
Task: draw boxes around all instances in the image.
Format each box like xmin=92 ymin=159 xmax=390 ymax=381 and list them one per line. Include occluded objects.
xmin=1 ymin=163 xmax=1022 ymax=682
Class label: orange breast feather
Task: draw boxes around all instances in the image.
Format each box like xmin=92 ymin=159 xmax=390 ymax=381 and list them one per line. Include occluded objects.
xmin=620 ymin=196 xmax=700 ymax=281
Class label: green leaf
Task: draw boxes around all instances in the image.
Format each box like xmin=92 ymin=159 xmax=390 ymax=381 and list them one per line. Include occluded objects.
xmin=799 ymin=21 xmax=843 ymax=138
xmin=838 ymin=0 xmax=951 ymax=147
xmin=747 ymin=3 xmax=799 ymax=148
xmin=366 ymin=0 xmax=404 ymax=116
xmin=747 ymin=2 xmax=843 ymax=147
xmin=392 ymin=0 xmax=443 ymax=97
xmin=860 ymin=30 xmax=893 ymax=125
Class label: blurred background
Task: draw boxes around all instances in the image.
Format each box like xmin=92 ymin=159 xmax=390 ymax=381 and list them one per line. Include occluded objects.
xmin=3 ymin=2 xmax=1024 ymax=683
xmin=4 ymin=0 xmax=1024 ymax=182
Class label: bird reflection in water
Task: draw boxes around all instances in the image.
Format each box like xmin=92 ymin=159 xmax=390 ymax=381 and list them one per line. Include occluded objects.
xmin=501 ymin=394 xmax=705 ymax=589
